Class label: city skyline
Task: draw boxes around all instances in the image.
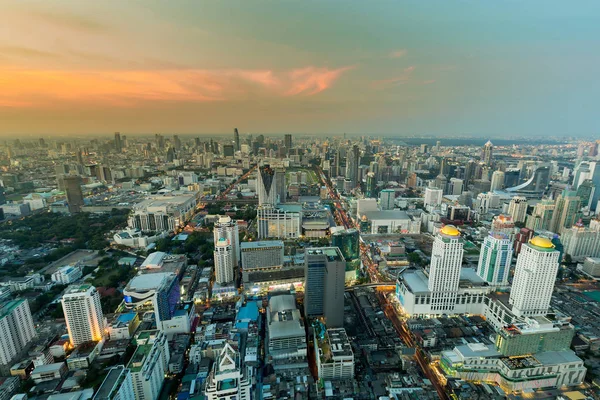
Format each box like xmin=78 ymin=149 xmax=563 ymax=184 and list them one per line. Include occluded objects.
xmin=1 ymin=1 xmax=599 ymax=136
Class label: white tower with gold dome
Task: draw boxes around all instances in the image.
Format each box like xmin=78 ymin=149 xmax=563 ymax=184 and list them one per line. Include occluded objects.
xmin=428 ymin=225 xmax=464 ymax=313
xmin=509 ymin=236 xmax=560 ymax=317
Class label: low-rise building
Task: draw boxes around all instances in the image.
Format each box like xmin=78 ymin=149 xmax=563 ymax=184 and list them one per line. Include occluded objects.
xmin=51 ymin=265 xmax=83 ymax=285
xmin=107 ymin=313 xmax=140 ymax=341
xmin=31 ymin=362 xmax=67 ymax=384
xmin=314 ymin=328 xmax=354 ymax=380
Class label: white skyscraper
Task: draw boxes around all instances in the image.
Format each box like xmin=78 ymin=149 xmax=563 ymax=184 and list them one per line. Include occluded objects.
xmin=449 ymin=178 xmax=464 ymax=195
xmin=62 ymin=284 xmax=105 ymax=347
xmin=214 ymin=238 xmax=235 ymax=284
xmin=214 ymin=215 xmax=240 ymax=266
xmin=508 ymin=196 xmax=528 ymax=223
xmin=509 ymin=237 xmax=560 ymax=317
xmin=128 ymin=331 xmax=170 ymax=400
xmin=428 ymin=225 xmax=464 ymax=313
xmin=490 ymin=170 xmax=505 ymax=191
xmin=0 ymin=299 xmax=36 ymax=365
xmin=477 ymin=233 xmax=513 ymax=286
xmin=424 ymin=187 xmax=443 ymax=208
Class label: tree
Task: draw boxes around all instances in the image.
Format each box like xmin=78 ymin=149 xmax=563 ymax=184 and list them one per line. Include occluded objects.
xmin=563 ymin=253 xmax=573 ymax=265
xmin=407 ymin=252 xmax=421 ymax=264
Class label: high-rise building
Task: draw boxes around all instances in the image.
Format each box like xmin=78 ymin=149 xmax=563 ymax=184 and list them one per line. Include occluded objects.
xmin=561 ymin=224 xmax=600 ymax=259
xmin=223 ymin=144 xmax=234 ymax=157
xmin=526 ymin=199 xmax=555 ymax=231
xmin=214 ymin=238 xmax=234 ymax=284
xmin=482 ymin=140 xmax=493 ymax=166
xmin=424 ymin=187 xmax=443 ymax=208
xmin=114 ymin=132 xmax=122 ymax=153
xmin=304 ymin=247 xmax=346 ymax=328
xmin=0 ymin=299 xmax=36 ymax=365
xmin=379 ymin=189 xmax=395 ymax=210
xmin=257 ymin=164 xmax=277 ymax=206
xmin=93 ymin=365 xmax=135 ymax=400
xmin=59 ymin=175 xmax=84 ymax=214
xmin=490 ymin=170 xmax=505 ymax=191
xmin=345 ymin=144 xmax=360 ymax=188
xmin=507 ymin=196 xmax=528 ymax=223
xmin=173 ymin=135 xmax=181 ymax=150
xmin=550 ymin=189 xmax=581 ymax=233
xmin=128 ymin=331 xmax=170 ymax=400
xmin=205 ymin=343 xmax=252 ymax=400
xmin=214 ymin=216 xmax=240 ymax=267
xmin=152 ymin=273 xmax=180 ymax=327
xmin=284 ymin=134 xmax=292 ymax=150
xmin=274 ymin=167 xmax=287 ymax=204
xmin=365 ymin=172 xmax=377 ymax=198
xmin=257 ymin=204 xmax=301 ymax=239
xmin=509 ymin=237 xmax=560 ymax=317
xmin=427 ymin=225 xmax=464 ymax=313
xmin=233 ymin=128 xmax=240 ymax=152
xmin=590 ymin=141 xmax=599 ymax=157
xmin=331 ymin=229 xmax=359 ymax=261
xmin=448 ymin=178 xmax=464 ymax=195
xmin=477 ymin=233 xmax=513 ymax=286
xmin=576 ymin=179 xmax=595 ymax=209
xmin=62 ymin=284 xmax=105 ymax=347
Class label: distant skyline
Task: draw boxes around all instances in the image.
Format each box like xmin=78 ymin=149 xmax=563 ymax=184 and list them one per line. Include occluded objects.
xmin=1 ymin=1 xmax=599 ymax=137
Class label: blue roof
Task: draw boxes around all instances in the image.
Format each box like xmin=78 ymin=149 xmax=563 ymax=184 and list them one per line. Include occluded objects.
xmin=236 ymin=301 xmax=259 ymax=322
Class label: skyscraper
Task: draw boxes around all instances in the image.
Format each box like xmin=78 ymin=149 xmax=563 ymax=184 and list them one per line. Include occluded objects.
xmin=62 ymin=284 xmax=105 ymax=347
xmin=424 ymin=187 xmax=443 ymax=208
xmin=173 ymin=135 xmax=181 ymax=150
xmin=331 ymin=229 xmax=359 ymax=261
xmin=526 ymin=199 xmax=555 ymax=231
xmin=481 ymin=140 xmax=493 ymax=166
xmin=114 ymin=132 xmax=122 ymax=153
xmin=490 ymin=170 xmax=505 ymax=191
xmin=509 ymin=236 xmax=560 ymax=317
xmin=477 ymin=233 xmax=513 ymax=286
xmin=257 ymin=164 xmax=277 ymax=206
xmin=427 ymin=225 xmax=464 ymax=313
xmin=284 ymin=134 xmax=292 ymax=150
xmin=345 ymin=144 xmax=360 ymax=188
xmin=233 ymin=128 xmax=240 ymax=152
xmin=507 ymin=196 xmax=528 ymax=223
xmin=214 ymin=216 xmax=240 ymax=267
xmin=379 ymin=189 xmax=395 ymax=210
xmin=59 ymin=175 xmax=84 ymax=214
xmin=0 ymin=299 xmax=36 ymax=365
xmin=214 ymin=238 xmax=234 ymax=284
xmin=152 ymin=273 xmax=180 ymax=327
xmin=304 ymin=247 xmax=346 ymax=328
xmin=550 ymin=189 xmax=581 ymax=233
xmin=205 ymin=343 xmax=252 ymax=400
xmin=93 ymin=365 xmax=135 ymax=400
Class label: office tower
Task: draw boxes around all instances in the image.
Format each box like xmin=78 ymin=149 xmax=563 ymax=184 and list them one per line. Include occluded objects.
xmin=214 ymin=216 xmax=240 ymax=267
xmin=424 ymin=187 xmax=443 ymax=208
xmin=345 ymin=144 xmax=360 ymax=188
xmin=0 ymin=299 xmax=36 ymax=365
xmin=526 ymin=199 xmax=555 ymax=231
xmin=435 ymin=173 xmax=447 ymax=194
xmin=365 ymin=172 xmax=377 ymax=198
xmin=155 ymin=134 xmax=164 ymax=149
xmin=214 ymin=238 xmax=234 ymax=284
xmin=508 ymin=196 xmax=528 ymax=223
xmin=481 ymin=140 xmax=493 ymax=166
xmin=490 ymin=170 xmax=505 ymax=191
xmin=379 ymin=189 xmax=395 ymax=210
xmin=304 ymin=247 xmax=346 ymax=328
xmin=257 ymin=164 xmax=277 ymax=206
xmin=128 ymin=331 xmax=170 ymax=400
xmin=275 ymin=167 xmax=287 ymax=204
xmin=222 ymin=144 xmax=234 ymax=157
xmin=233 ymin=128 xmax=240 ymax=152
xmin=93 ymin=365 xmax=135 ymax=400
xmin=114 ymin=132 xmax=122 ymax=153
xmin=420 ymin=144 xmax=428 ymax=153
xmin=427 ymin=225 xmax=464 ymax=313
xmin=62 ymin=284 xmax=105 ymax=347
xmin=576 ymin=179 xmax=595 ymax=209
xmin=205 ymin=343 xmax=252 ymax=400
xmin=240 ymin=240 xmax=284 ymax=270
xmin=284 ymin=134 xmax=292 ymax=150
xmin=561 ymin=224 xmax=600 ymax=259
xmin=550 ymin=189 xmax=581 ymax=233
xmin=477 ymin=233 xmax=513 ymax=286
xmin=509 ymin=237 xmax=560 ymax=317
xmin=590 ymin=141 xmax=598 ymax=158
xmin=448 ymin=178 xmax=464 ymax=195
xmin=331 ymin=229 xmax=359 ymax=261
xmin=152 ymin=273 xmax=180 ymax=327
xmin=173 ymin=135 xmax=181 ymax=150
xmin=406 ymin=172 xmax=418 ymax=188
xmin=59 ymin=175 xmax=84 ymax=214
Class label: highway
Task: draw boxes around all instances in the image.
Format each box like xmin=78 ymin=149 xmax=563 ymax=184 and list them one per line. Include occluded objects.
xmin=217 ymin=164 xmax=258 ymax=200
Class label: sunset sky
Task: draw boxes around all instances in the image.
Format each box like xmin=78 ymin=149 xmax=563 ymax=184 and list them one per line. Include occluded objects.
xmin=1 ymin=0 xmax=599 ymax=137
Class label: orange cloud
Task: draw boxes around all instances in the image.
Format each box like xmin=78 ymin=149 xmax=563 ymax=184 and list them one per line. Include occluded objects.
xmin=388 ymin=49 xmax=407 ymax=59
xmin=371 ymin=66 xmax=416 ymax=88
xmin=0 ymin=66 xmax=352 ymax=109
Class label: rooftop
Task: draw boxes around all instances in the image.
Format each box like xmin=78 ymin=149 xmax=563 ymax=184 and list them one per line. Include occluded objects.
xmin=306 ymin=247 xmax=344 ymax=262
xmin=529 ymin=236 xmax=555 ymax=250
xmin=94 ymin=365 xmax=127 ymax=400
xmin=128 ymin=344 xmax=152 ymax=373
xmin=361 ymin=210 xmax=410 ymax=221
xmin=241 ymin=240 xmax=284 ymax=250
xmin=125 ymin=272 xmax=175 ymax=292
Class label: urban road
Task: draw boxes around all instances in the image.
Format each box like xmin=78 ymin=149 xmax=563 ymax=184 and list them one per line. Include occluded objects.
xmin=315 ymin=166 xmax=449 ymax=400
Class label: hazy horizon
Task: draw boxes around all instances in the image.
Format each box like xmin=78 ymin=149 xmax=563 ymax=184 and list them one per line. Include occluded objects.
xmin=1 ymin=1 xmax=599 ymax=137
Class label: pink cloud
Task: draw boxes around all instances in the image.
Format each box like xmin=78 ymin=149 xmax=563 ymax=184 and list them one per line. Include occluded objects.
xmin=388 ymin=49 xmax=407 ymax=59
xmin=0 ymin=66 xmax=352 ymax=109
xmin=371 ymin=66 xmax=416 ymax=88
